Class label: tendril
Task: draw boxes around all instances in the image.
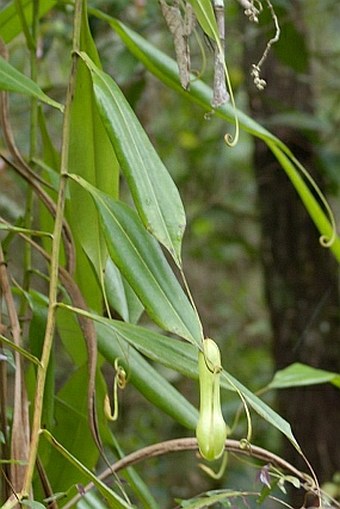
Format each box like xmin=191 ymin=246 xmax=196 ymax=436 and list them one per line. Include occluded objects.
xmin=222 ymin=57 xmax=240 ymax=147
xmin=290 ymin=154 xmax=337 ymax=248
xmin=104 ymin=358 xmax=128 ymax=422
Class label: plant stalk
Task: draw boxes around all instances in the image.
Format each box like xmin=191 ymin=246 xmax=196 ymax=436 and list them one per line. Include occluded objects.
xmin=16 ymin=0 xmax=83 ymax=499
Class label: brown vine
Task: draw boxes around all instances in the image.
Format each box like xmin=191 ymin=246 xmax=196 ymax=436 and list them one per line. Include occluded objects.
xmin=62 ymin=438 xmax=316 ymax=509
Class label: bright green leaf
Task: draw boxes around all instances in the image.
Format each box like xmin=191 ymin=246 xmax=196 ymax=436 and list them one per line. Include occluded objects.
xmin=0 ymin=0 xmax=56 ymax=43
xmin=0 ymin=55 xmax=63 ymax=111
xmin=99 ymin=14 xmax=340 ymax=263
xmin=69 ymin=174 xmax=203 ymax=344
xmin=41 ymin=429 xmax=132 ymax=509
xmin=78 ymin=51 xmax=186 ymax=266
xmin=42 ymin=366 xmax=99 ymax=493
xmin=100 ymin=318 xmax=198 ymax=380
xmin=220 ymin=371 xmax=300 ymax=451
xmin=187 ymin=0 xmax=219 ymax=40
xmin=267 ymin=142 xmax=340 ymax=261
xmin=0 ymin=334 xmax=41 ymax=366
xmin=177 ymin=490 xmax=247 ymax=508
xmin=96 ymin=321 xmax=199 ymax=429
xmin=57 ymin=304 xmax=299 ymax=448
xmin=268 ymin=362 xmax=340 ymax=390
xmin=104 ymin=258 xmax=144 ymax=323
xmin=66 ymin=3 xmax=119 ymax=310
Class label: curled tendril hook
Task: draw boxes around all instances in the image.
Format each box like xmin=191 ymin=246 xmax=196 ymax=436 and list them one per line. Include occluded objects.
xmin=222 ymin=59 xmax=240 ymax=147
xmin=104 ymin=357 xmax=128 ymax=422
xmin=290 ymin=154 xmax=337 ymax=249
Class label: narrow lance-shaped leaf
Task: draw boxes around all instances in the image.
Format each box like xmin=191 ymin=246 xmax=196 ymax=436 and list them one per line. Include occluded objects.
xmin=220 ymin=371 xmax=300 ymax=451
xmin=66 ymin=1 xmax=119 ymax=311
xmin=96 ymin=321 xmax=199 ymax=429
xmin=104 ymin=258 xmax=144 ymax=324
xmin=42 ymin=366 xmax=99 ymax=494
xmin=78 ymin=51 xmax=186 ymax=267
xmin=0 ymin=55 xmax=63 ymax=111
xmin=187 ymin=0 xmax=219 ymax=40
xmin=268 ymin=363 xmax=340 ymax=390
xmin=98 ymin=14 xmax=340 ymax=263
xmin=0 ymin=0 xmax=56 ymax=43
xmin=41 ymin=429 xmax=131 ymax=509
xmin=101 ymin=319 xmax=298 ymax=448
xmin=110 ymin=319 xmax=300 ymax=449
xmin=57 ymin=305 xmax=301 ymax=450
xmin=69 ymin=174 xmax=203 ymax=344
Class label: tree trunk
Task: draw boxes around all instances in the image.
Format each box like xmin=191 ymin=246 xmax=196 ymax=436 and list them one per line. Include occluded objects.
xmin=244 ymin=0 xmax=340 ymax=493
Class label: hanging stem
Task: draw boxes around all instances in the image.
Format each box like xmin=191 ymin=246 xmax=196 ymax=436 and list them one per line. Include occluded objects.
xmin=13 ymin=0 xmax=84 ymax=500
xmin=20 ymin=0 xmax=39 ymax=315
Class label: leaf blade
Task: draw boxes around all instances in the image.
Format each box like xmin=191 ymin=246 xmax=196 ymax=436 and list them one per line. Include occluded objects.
xmin=268 ymin=363 xmax=340 ymax=390
xmin=187 ymin=0 xmax=219 ymax=40
xmin=100 ymin=14 xmax=340 ymax=262
xmin=96 ymin=321 xmax=199 ymax=429
xmin=79 ymin=51 xmax=186 ymax=266
xmin=0 ymin=0 xmax=56 ymax=43
xmin=0 ymin=55 xmax=63 ymax=111
xmin=69 ymin=174 xmax=202 ymax=344
xmin=66 ymin=4 xmax=119 ymax=310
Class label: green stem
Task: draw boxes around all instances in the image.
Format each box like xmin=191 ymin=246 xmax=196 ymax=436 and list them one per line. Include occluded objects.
xmin=29 ymin=0 xmax=39 ymax=161
xmin=20 ymin=0 xmax=84 ymax=497
xmin=14 ymin=0 xmax=36 ymax=50
xmin=20 ymin=0 xmax=38 ymax=306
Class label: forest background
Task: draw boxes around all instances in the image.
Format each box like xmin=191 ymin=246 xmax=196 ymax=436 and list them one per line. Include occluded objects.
xmin=0 ymin=0 xmax=340 ymax=508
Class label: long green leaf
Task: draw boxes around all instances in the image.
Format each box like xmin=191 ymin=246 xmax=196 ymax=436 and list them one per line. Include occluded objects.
xmin=106 ymin=320 xmax=299 ymax=449
xmin=99 ymin=319 xmax=298 ymax=448
xmin=78 ymin=51 xmax=186 ymax=267
xmin=268 ymin=141 xmax=340 ymax=261
xmin=103 ymin=318 xmax=199 ymax=379
xmin=41 ymin=429 xmax=132 ymax=509
xmin=56 ymin=304 xmax=299 ymax=448
xmin=220 ymin=371 xmax=300 ymax=451
xmin=104 ymin=258 xmax=144 ymax=323
xmin=0 ymin=55 xmax=63 ymax=111
xmin=268 ymin=363 xmax=340 ymax=390
xmin=96 ymin=321 xmax=199 ymax=429
xmin=89 ymin=11 xmax=276 ymax=143
xmin=69 ymin=174 xmax=203 ymax=344
xmin=41 ymin=366 xmax=99 ymax=494
xmin=95 ymin=13 xmax=340 ymax=262
xmin=66 ymin=2 xmax=119 ymax=310
xmin=58 ymin=302 xmax=198 ymax=429
xmin=0 ymin=0 xmax=56 ymax=43
xmin=0 ymin=334 xmax=41 ymax=366
xmin=187 ymin=0 xmax=219 ymax=40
